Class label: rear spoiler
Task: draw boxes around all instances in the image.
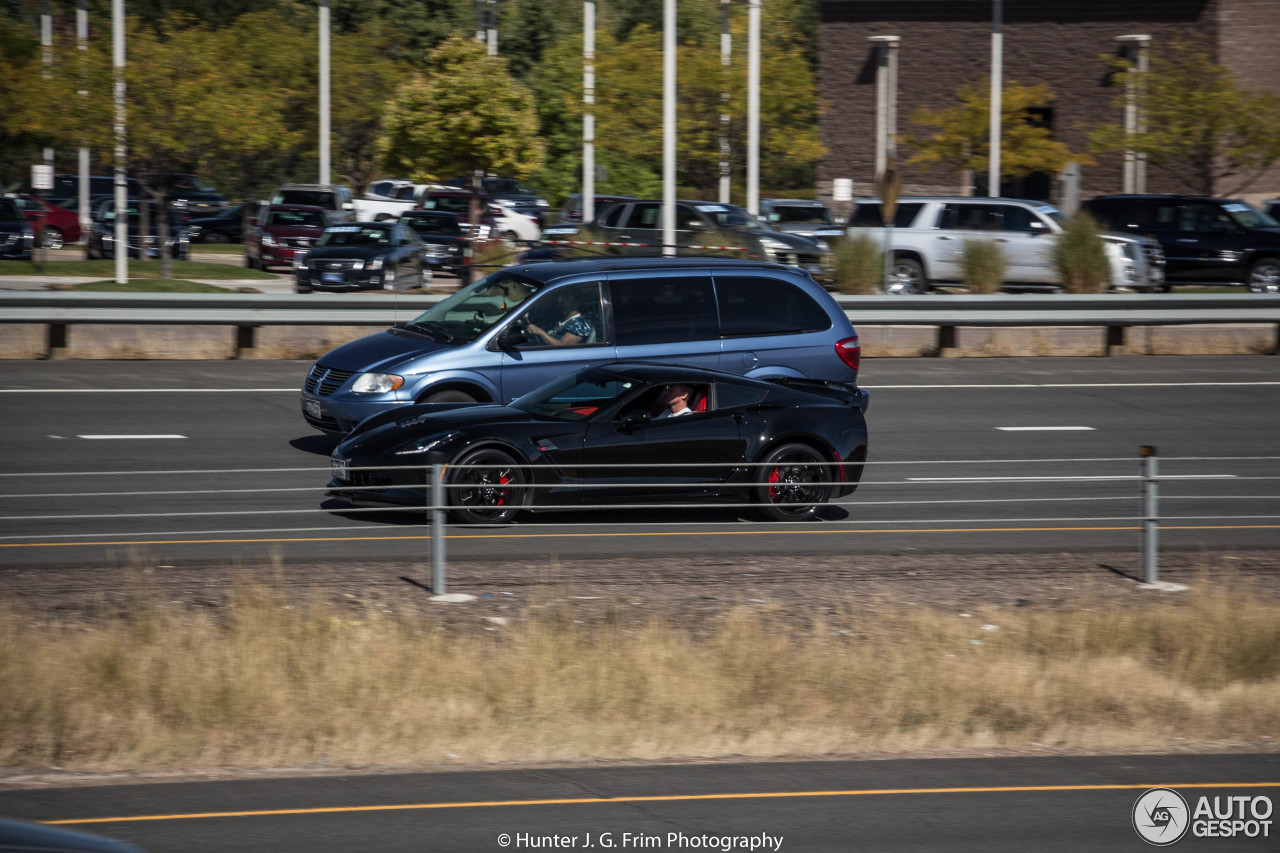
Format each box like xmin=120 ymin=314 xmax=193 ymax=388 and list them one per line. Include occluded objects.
xmin=766 ymin=377 xmax=869 ymax=412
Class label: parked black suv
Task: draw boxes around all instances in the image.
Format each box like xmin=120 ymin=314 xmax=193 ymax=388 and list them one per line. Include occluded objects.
xmin=1080 ymin=194 xmax=1280 ymax=292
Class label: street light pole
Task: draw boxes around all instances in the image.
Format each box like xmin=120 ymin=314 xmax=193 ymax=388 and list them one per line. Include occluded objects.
xmin=988 ymin=0 xmax=1002 ymax=197
xmin=78 ymin=0 xmax=91 ymax=248
xmin=112 ymin=0 xmax=126 ymax=284
xmin=662 ymin=0 xmax=675 ymax=256
xmin=319 ymin=0 xmax=330 ymax=185
xmin=1115 ymin=34 xmax=1151 ymax=195
xmin=719 ymin=0 xmax=732 ymax=204
xmin=746 ymin=0 xmax=760 ymax=215
xmin=583 ymin=0 xmax=595 ymax=223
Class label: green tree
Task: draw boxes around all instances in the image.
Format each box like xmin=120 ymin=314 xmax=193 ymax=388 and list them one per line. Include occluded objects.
xmin=378 ymin=35 xmax=545 ymax=224
xmin=903 ymin=79 xmax=1091 ymax=189
xmin=1087 ymin=38 xmax=1280 ymax=195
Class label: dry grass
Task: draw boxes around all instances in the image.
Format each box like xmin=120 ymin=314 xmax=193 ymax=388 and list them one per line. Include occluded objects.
xmin=2 ymin=575 xmax=1278 ymax=773
xmin=960 ymin=239 xmax=1008 ymax=293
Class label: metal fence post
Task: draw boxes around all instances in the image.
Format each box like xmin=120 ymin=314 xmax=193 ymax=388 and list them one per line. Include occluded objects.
xmin=428 ymin=451 xmax=446 ymax=594
xmin=1140 ymin=445 xmax=1158 ymax=584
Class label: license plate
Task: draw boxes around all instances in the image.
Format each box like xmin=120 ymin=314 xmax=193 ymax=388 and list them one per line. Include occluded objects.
xmin=302 ymin=395 xmax=323 ymax=419
xmin=321 ymin=272 xmax=344 ymax=283
xmin=331 ymin=458 xmax=348 ymax=479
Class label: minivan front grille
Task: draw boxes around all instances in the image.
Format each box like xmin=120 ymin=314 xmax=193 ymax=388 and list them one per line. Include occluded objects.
xmin=305 ymin=364 xmax=355 ymax=397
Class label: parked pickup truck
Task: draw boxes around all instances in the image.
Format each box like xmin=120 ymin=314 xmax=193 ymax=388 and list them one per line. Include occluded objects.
xmin=352 ymin=181 xmax=450 ymax=222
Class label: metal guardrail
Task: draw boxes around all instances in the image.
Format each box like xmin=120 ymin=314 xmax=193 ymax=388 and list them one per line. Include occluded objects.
xmin=3 ymin=290 xmax=1280 ymax=325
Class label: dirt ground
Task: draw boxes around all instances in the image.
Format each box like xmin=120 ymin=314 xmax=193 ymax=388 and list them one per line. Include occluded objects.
xmin=4 ymin=547 xmax=1278 ymax=631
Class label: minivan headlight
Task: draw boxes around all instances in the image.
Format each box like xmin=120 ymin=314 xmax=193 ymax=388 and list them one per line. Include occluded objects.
xmin=351 ymin=372 xmax=405 ymax=394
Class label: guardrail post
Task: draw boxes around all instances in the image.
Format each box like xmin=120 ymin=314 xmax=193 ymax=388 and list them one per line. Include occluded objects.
xmin=1106 ymin=324 xmax=1126 ymax=357
xmin=1140 ymin=445 xmax=1158 ymax=584
xmin=428 ymin=451 xmax=447 ymax=593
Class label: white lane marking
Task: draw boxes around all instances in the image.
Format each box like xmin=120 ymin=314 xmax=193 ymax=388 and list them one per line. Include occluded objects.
xmin=74 ymin=435 xmax=187 ymax=440
xmin=907 ymin=475 xmax=1238 ymax=482
xmin=862 ymin=381 xmax=1280 ymax=389
xmin=997 ymin=426 xmax=1095 ymax=431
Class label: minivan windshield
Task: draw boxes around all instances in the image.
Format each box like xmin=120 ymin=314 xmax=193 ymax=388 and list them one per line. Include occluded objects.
xmin=402 ymin=271 xmax=541 ymax=344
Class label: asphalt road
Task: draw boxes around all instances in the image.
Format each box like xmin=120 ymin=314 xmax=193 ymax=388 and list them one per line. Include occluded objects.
xmin=1 ymin=356 xmax=1278 ymax=570
xmin=1 ymin=754 xmax=1276 ymax=852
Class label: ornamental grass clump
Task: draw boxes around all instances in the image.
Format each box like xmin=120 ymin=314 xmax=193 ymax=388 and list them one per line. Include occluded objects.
xmin=960 ymin=239 xmax=1007 ymax=293
xmin=830 ymin=234 xmax=885 ymax=294
xmin=1052 ymin=212 xmax=1111 ymax=293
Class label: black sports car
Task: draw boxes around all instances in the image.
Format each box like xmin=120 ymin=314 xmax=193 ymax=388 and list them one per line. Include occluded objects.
xmin=328 ymin=362 xmax=869 ymax=524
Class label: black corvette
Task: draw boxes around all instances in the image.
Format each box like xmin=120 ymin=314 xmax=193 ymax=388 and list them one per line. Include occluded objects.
xmin=328 ymin=362 xmax=869 ymax=523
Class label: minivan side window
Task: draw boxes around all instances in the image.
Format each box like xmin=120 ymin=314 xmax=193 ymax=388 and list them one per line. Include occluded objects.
xmin=624 ymin=203 xmax=661 ymax=230
xmin=714 ymin=275 xmax=832 ymax=337
xmin=513 ymin=282 xmax=604 ymax=348
xmin=610 ymin=276 xmax=718 ymax=346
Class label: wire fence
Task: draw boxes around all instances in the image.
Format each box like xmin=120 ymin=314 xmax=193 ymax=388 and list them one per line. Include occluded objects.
xmin=4 ymin=452 xmax=1280 ymax=593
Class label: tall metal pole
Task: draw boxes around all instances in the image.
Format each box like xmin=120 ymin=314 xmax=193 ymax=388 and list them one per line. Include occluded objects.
xmin=718 ymin=0 xmax=732 ymax=204
xmin=78 ymin=0 xmax=91 ymax=248
xmin=319 ymin=0 xmax=331 ymax=185
xmin=582 ymin=0 xmax=595 ymax=224
xmin=988 ymin=0 xmax=1002 ymax=197
xmin=1116 ymin=34 xmax=1152 ymax=195
xmin=746 ymin=0 xmax=760 ymax=215
xmin=662 ymin=0 xmax=676 ymax=256
xmin=487 ymin=0 xmax=498 ymax=57
xmin=112 ymin=0 xmax=127 ymax=284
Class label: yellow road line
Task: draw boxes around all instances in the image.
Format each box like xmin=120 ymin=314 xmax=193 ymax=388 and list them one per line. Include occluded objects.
xmin=4 ymin=524 xmax=1280 ymax=549
xmin=45 ymin=781 xmax=1280 ymax=825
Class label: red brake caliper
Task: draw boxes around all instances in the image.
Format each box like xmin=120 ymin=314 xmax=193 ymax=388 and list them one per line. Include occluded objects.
xmin=768 ymin=467 xmax=781 ymax=500
xmin=496 ymin=472 xmax=510 ymax=506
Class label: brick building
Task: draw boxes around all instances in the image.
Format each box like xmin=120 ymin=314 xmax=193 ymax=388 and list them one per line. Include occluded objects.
xmin=817 ymin=0 xmax=1280 ymax=213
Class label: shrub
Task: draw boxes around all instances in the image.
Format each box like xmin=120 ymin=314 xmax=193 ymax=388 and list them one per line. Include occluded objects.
xmin=1052 ymin=213 xmax=1112 ymax=293
xmin=960 ymin=239 xmax=1007 ymax=293
xmin=830 ymin=234 xmax=885 ymax=294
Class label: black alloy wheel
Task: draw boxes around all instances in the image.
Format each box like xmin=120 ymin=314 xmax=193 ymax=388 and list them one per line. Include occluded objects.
xmin=447 ymin=447 xmax=528 ymax=525
xmin=753 ymin=442 xmax=831 ymax=521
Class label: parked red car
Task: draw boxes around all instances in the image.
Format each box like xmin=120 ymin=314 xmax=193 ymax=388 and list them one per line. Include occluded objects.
xmin=11 ymin=194 xmax=82 ymax=248
xmin=244 ymin=204 xmax=329 ymax=270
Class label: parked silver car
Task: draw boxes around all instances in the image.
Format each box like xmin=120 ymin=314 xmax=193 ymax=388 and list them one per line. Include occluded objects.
xmin=846 ymin=196 xmax=1165 ymax=293
xmin=760 ymin=198 xmax=845 ymax=239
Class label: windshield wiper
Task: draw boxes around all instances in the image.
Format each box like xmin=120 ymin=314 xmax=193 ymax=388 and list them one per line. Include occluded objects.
xmin=404 ymin=320 xmax=457 ymax=343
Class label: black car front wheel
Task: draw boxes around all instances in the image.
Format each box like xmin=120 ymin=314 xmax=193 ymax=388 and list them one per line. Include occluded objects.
xmin=447 ymin=447 xmax=528 ymax=525
xmin=754 ymin=443 xmax=831 ymax=521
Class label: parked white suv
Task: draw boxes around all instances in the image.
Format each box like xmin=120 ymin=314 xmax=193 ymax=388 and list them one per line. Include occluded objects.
xmin=846 ymin=196 xmax=1165 ymax=293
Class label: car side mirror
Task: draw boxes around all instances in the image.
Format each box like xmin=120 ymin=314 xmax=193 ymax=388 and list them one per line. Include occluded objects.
xmin=1029 ymin=220 xmax=1048 ymax=234
xmin=342 ymin=202 xmax=354 ymax=210
xmin=618 ymin=410 xmax=652 ymax=433
xmin=500 ymin=328 xmax=530 ymax=349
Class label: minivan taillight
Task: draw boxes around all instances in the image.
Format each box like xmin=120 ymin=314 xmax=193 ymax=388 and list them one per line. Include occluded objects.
xmin=835 ymin=335 xmax=861 ymax=372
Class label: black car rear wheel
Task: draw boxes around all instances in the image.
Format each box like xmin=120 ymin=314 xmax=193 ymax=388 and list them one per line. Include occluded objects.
xmin=754 ymin=443 xmax=830 ymax=521
xmin=447 ymin=447 xmax=528 ymax=525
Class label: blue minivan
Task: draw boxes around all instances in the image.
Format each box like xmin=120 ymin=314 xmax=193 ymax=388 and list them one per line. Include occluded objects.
xmin=300 ymin=257 xmax=862 ymax=435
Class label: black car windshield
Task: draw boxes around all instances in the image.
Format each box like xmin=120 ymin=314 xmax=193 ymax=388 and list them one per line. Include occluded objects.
xmin=402 ymin=213 xmax=463 ymax=236
xmin=404 ymin=271 xmax=541 ymax=343
xmin=767 ymin=206 xmax=834 ymax=226
xmin=511 ymin=368 xmax=637 ymax=422
xmin=1223 ymin=202 xmax=1280 ymax=229
xmin=316 ymin=225 xmax=391 ymax=247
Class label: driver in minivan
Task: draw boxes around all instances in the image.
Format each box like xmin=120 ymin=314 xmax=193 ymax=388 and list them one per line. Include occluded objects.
xmin=526 ymin=290 xmax=593 ymax=346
